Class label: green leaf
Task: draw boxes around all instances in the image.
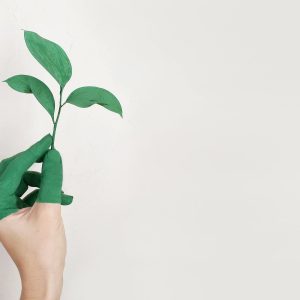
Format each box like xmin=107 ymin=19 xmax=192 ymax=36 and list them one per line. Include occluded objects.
xmin=24 ymin=31 xmax=72 ymax=88
xmin=66 ymin=86 xmax=123 ymax=117
xmin=4 ymin=75 xmax=55 ymax=120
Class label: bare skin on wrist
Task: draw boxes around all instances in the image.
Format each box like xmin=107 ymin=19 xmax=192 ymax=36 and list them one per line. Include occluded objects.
xmin=0 ymin=203 xmax=66 ymax=300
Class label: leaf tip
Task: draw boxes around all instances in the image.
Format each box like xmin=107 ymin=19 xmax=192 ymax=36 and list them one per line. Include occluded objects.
xmin=21 ymin=29 xmax=30 ymax=36
xmin=2 ymin=78 xmax=11 ymax=85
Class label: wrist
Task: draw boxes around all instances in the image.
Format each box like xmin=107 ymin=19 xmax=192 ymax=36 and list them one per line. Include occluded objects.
xmin=20 ymin=272 xmax=63 ymax=300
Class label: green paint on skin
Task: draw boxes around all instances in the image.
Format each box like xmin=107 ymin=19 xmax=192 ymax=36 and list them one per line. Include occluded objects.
xmin=0 ymin=135 xmax=73 ymax=220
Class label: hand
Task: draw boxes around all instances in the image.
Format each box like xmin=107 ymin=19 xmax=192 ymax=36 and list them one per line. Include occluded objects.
xmin=0 ymin=134 xmax=72 ymax=220
xmin=0 ymin=135 xmax=72 ymax=300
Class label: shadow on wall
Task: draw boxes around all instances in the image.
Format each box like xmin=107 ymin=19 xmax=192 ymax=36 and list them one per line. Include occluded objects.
xmin=0 ymin=244 xmax=21 ymax=298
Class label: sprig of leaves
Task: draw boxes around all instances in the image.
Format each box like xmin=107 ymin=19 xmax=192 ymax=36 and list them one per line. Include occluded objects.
xmin=3 ymin=30 xmax=123 ymax=149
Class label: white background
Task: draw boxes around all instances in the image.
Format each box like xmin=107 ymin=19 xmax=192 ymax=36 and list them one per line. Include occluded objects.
xmin=1 ymin=0 xmax=300 ymax=299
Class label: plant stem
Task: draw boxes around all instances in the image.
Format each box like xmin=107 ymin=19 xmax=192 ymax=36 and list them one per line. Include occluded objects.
xmin=51 ymin=87 xmax=64 ymax=149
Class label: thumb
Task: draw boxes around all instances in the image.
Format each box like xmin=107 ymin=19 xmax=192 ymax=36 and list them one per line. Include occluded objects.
xmin=37 ymin=150 xmax=63 ymax=204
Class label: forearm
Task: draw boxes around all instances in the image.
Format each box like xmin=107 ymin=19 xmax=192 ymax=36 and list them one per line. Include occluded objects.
xmin=20 ymin=272 xmax=63 ymax=300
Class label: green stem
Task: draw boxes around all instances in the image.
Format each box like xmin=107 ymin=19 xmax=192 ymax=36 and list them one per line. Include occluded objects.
xmin=51 ymin=87 xmax=64 ymax=149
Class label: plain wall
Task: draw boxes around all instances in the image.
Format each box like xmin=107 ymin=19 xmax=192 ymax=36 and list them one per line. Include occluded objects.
xmin=1 ymin=0 xmax=300 ymax=299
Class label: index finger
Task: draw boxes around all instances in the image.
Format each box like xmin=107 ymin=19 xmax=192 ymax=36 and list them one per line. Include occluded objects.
xmin=0 ymin=134 xmax=52 ymax=194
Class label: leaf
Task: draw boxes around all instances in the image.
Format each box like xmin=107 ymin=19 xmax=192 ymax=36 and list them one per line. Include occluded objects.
xmin=24 ymin=31 xmax=72 ymax=88
xmin=66 ymin=86 xmax=123 ymax=117
xmin=4 ymin=75 xmax=55 ymax=120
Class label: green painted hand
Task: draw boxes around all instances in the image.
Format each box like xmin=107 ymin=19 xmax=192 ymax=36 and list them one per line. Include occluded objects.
xmin=0 ymin=134 xmax=72 ymax=220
